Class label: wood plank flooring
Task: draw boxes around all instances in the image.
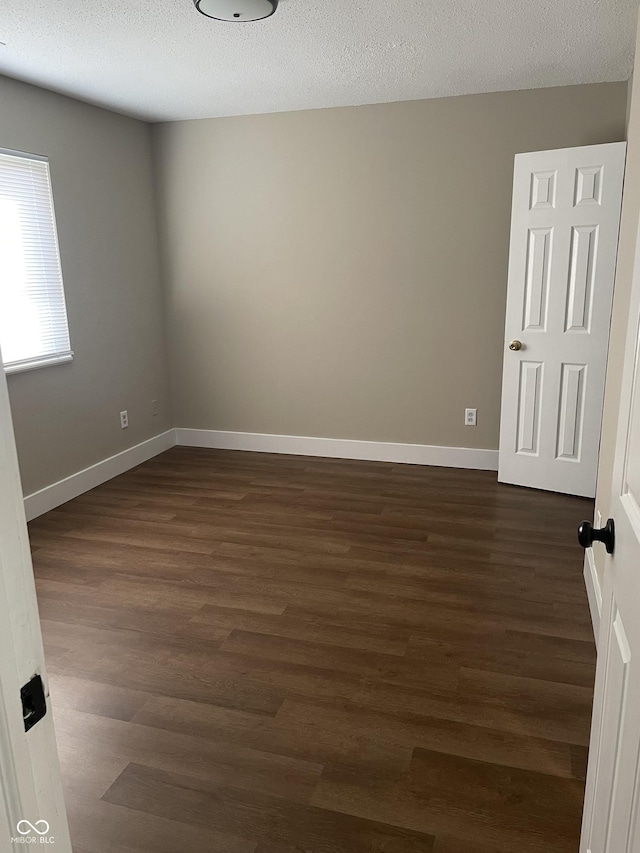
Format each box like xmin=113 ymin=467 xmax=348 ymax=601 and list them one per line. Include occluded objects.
xmin=28 ymin=447 xmax=596 ymax=853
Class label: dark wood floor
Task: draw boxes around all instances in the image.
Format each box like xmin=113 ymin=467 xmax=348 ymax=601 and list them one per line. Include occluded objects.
xmin=28 ymin=447 xmax=596 ymax=853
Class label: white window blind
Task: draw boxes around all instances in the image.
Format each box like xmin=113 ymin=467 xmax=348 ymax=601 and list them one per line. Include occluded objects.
xmin=0 ymin=148 xmax=73 ymax=374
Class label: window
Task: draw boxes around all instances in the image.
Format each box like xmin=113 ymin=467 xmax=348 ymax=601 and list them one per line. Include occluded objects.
xmin=0 ymin=148 xmax=72 ymax=374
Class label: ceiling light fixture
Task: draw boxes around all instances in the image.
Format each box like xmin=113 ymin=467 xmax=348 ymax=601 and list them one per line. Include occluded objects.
xmin=194 ymin=0 xmax=278 ymax=22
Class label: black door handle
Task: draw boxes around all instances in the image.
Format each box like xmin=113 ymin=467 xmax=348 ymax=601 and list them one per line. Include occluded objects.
xmin=578 ymin=518 xmax=615 ymax=554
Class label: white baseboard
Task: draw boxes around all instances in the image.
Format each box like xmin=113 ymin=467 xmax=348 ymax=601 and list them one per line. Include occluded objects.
xmin=23 ymin=430 xmax=176 ymax=521
xmin=24 ymin=428 xmax=498 ymax=521
xmin=175 ymin=428 xmax=499 ymax=470
xmin=584 ymin=548 xmax=602 ymax=644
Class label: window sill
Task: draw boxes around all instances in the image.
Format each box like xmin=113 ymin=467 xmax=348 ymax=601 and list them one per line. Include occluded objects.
xmin=4 ymin=352 xmax=74 ymax=375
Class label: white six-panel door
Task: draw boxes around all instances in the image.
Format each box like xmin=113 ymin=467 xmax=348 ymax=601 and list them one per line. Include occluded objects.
xmin=580 ymin=185 xmax=640 ymax=853
xmin=499 ymin=143 xmax=626 ymax=498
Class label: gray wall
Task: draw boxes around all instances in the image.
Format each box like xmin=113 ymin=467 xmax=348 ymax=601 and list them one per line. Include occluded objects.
xmin=0 ymin=76 xmax=172 ymax=495
xmin=0 ymin=77 xmax=629 ymax=497
xmin=153 ymin=83 xmax=627 ymax=451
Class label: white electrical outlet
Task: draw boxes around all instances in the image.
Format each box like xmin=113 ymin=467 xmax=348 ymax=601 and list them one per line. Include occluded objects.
xmin=120 ymin=410 xmax=129 ymax=429
xmin=152 ymin=399 xmax=159 ymax=417
xmin=465 ymin=408 xmax=477 ymax=426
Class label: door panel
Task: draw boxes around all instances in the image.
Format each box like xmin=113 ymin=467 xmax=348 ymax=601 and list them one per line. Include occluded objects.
xmin=584 ymin=607 xmax=632 ymax=853
xmin=524 ymin=228 xmax=552 ymax=329
xmin=575 ymin=166 xmax=603 ymax=207
xmin=516 ymin=361 xmax=543 ymax=454
xmin=556 ymin=362 xmax=586 ymax=461
xmin=565 ymin=225 xmax=597 ymax=332
xmin=530 ymin=169 xmax=557 ymax=209
xmin=499 ymin=143 xmax=625 ymax=497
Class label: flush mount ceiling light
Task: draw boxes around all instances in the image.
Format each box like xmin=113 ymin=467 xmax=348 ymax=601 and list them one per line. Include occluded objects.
xmin=194 ymin=0 xmax=278 ymax=22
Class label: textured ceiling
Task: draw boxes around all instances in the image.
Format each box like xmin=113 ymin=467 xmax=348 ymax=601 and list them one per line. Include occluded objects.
xmin=0 ymin=0 xmax=637 ymax=122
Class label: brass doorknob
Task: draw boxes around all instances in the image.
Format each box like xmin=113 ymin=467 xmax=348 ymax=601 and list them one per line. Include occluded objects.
xmin=509 ymin=340 xmax=522 ymax=351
